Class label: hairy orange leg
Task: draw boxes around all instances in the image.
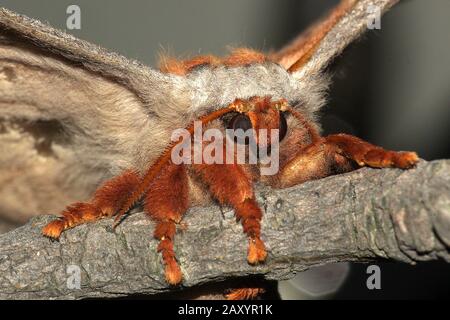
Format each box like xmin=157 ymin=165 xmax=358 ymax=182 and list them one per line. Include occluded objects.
xmin=42 ymin=169 xmax=140 ymax=239
xmin=192 ymin=158 xmax=267 ymax=265
xmin=225 ymin=287 xmax=266 ymax=300
xmin=112 ymin=105 xmax=236 ymax=228
xmin=145 ymin=162 xmax=189 ymax=285
xmin=325 ymin=133 xmax=419 ymax=169
xmin=274 ymin=133 xmax=418 ymax=189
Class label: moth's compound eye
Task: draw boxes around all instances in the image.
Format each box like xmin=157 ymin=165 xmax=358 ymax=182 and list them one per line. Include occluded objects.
xmin=228 ymin=114 xmax=253 ymax=145
xmin=229 ymin=114 xmax=252 ymax=131
xmin=228 ymin=114 xmax=252 ymax=132
xmin=279 ymin=112 xmax=288 ymax=141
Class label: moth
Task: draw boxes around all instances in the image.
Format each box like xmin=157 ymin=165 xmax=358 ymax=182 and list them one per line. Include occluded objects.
xmin=0 ymin=0 xmax=416 ymax=299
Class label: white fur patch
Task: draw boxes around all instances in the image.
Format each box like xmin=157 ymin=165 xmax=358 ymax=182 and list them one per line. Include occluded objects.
xmin=184 ymin=62 xmax=329 ymax=121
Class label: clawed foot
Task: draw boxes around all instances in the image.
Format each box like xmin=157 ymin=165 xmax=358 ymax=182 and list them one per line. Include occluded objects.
xmin=41 ymin=202 xmax=102 ymax=240
xmin=247 ymin=237 xmax=267 ymax=264
xmin=42 ymin=219 xmax=65 ymax=239
xmin=357 ymin=149 xmax=419 ymax=169
xmin=327 ymin=134 xmax=419 ymax=170
xmin=164 ymin=259 xmax=183 ymax=285
xmin=390 ymin=151 xmax=419 ymax=169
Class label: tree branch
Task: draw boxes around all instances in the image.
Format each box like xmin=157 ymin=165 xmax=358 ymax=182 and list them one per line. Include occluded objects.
xmin=0 ymin=160 xmax=449 ymax=299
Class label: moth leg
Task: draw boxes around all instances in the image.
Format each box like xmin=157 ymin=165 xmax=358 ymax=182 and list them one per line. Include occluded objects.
xmin=325 ymin=133 xmax=419 ymax=169
xmin=274 ymin=134 xmax=418 ymax=188
xmin=192 ymin=162 xmax=267 ymax=265
xmin=225 ymin=287 xmax=266 ymax=300
xmin=145 ymin=163 xmax=189 ymax=285
xmin=42 ymin=169 xmax=140 ymax=239
xmin=274 ymin=138 xmax=342 ymax=188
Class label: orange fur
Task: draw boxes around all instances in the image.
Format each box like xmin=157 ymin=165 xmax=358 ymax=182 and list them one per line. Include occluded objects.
xmin=326 ymin=133 xmax=418 ymax=168
xmin=272 ymin=0 xmax=358 ymax=71
xmin=222 ymin=48 xmax=266 ymax=67
xmin=158 ymin=236 xmax=182 ymax=285
xmin=42 ymin=202 xmax=101 ymax=239
xmin=42 ymin=170 xmax=140 ymax=239
xmin=183 ymin=55 xmax=222 ymax=71
xmin=246 ymin=97 xmax=281 ymax=147
xmin=145 ymin=163 xmax=189 ymax=223
xmin=159 ymin=54 xmax=222 ymax=75
xmin=274 ymin=132 xmax=418 ymax=189
xmin=38 ymin=0 xmax=417 ymax=299
xmin=113 ymin=105 xmax=237 ymax=227
xmin=225 ymin=287 xmax=266 ymax=300
xmin=158 ymin=55 xmax=187 ymax=76
xmin=159 ymin=48 xmax=267 ymax=76
xmin=285 ymin=106 xmax=322 ymax=143
xmin=145 ymin=163 xmax=189 ymax=285
xmin=192 ymin=146 xmax=267 ymax=264
xmin=93 ymin=169 xmax=141 ymax=216
xmin=274 ymin=137 xmax=343 ymax=188
xmin=42 ymin=97 xmax=418 ymax=297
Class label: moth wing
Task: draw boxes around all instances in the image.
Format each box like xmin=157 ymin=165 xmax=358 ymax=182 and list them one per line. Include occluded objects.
xmin=272 ymin=0 xmax=399 ymax=77
xmin=0 ymin=8 xmax=188 ymax=225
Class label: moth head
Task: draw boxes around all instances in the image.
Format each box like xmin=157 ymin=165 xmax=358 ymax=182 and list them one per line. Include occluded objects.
xmin=223 ymin=97 xmax=289 ymax=150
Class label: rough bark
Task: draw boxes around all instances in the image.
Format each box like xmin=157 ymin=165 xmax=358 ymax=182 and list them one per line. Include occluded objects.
xmin=0 ymin=160 xmax=449 ymax=299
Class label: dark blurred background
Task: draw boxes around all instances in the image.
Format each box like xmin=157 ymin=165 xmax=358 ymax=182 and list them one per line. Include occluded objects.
xmin=1 ymin=0 xmax=449 ymax=299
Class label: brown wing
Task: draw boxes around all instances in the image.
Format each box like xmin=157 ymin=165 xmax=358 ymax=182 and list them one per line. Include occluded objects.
xmin=0 ymin=8 xmax=185 ymax=226
xmin=271 ymin=0 xmax=399 ymax=75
